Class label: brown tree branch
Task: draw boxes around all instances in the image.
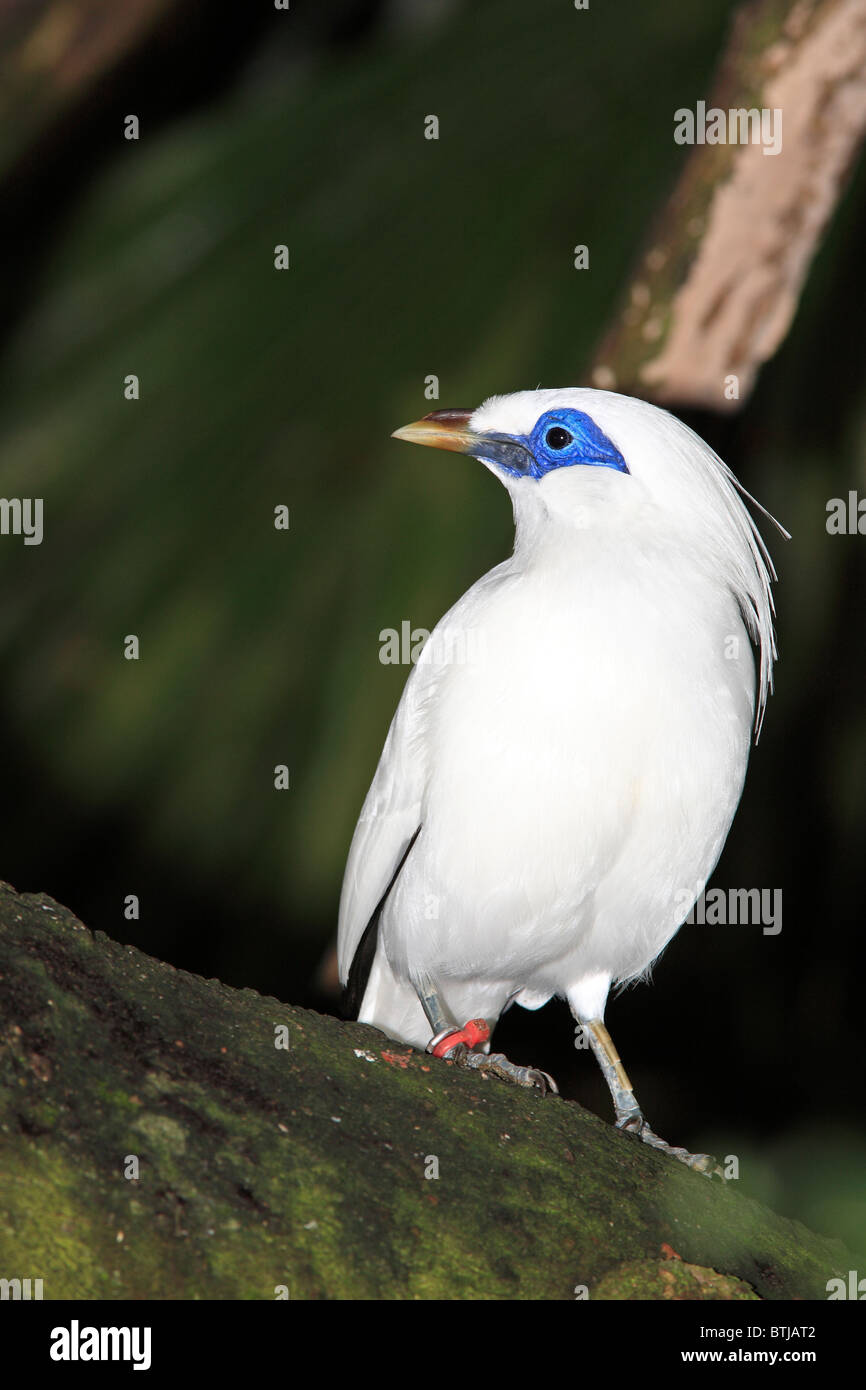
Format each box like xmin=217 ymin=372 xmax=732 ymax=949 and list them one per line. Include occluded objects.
xmin=591 ymin=0 xmax=866 ymax=411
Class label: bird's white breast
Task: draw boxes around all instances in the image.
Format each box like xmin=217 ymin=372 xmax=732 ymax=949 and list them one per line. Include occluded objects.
xmin=382 ymin=524 xmax=754 ymax=996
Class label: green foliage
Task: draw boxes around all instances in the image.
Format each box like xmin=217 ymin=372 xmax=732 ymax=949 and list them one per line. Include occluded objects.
xmin=0 ymin=0 xmax=735 ymax=930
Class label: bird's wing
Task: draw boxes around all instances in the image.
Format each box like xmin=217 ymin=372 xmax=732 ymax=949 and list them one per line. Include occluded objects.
xmin=337 ymin=657 xmax=432 ymax=986
xmin=337 ymin=563 xmax=513 ymax=985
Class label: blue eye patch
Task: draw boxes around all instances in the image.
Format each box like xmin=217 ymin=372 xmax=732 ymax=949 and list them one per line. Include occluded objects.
xmin=472 ymin=408 xmax=628 ymax=479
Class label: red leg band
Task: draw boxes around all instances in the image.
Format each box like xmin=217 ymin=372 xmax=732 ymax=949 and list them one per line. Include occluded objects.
xmin=430 ymin=1018 xmax=490 ymax=1058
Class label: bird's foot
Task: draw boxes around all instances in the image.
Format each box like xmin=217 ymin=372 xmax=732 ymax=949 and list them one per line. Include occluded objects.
xmin=450 ymin=1043 xmax=558 ymax=1095
xmin=615 ymin=1110 xmax=723 ymax=1178
xmin=426 ymin=1019 xmax=558 ymax=1094
xmin=428 ymin=1023 xmax=561 ymax=1095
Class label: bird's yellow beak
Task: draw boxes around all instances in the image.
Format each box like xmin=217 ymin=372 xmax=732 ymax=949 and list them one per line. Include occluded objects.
xmin=391 ymin=409 xmax=480 ymax=455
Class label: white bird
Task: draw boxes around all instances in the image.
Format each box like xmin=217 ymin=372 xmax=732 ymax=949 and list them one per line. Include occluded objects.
xmin=338 ymin=388 xmax=783 ymax=1173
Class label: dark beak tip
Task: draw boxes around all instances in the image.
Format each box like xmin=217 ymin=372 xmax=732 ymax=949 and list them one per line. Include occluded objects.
xmin=420 ymin=408 xmax=475 ymax=426
xmin=391 ymin=408 xmax=480 ymax=454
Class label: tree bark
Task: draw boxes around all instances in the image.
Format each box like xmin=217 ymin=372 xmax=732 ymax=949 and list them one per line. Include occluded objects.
xmin=591 ymin=0 xmax=866 ymax=411
xmin=0 ymin=0 xmax=172 ymax=178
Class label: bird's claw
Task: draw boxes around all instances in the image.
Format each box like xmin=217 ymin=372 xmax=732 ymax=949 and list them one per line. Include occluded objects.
xmin=445 ymin=1044 xmax=558 ymax=1094
xmin=460 ymin=1048 xmax=559 ymax=1094
xmin=616 ymin=1112 xmax=724 ymax=1179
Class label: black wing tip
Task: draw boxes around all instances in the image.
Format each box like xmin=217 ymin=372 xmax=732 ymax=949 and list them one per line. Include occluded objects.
xmin=343 ymin=914 xmax=379 ymax=1020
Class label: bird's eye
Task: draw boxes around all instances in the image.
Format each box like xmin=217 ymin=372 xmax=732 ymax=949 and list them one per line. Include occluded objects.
xmin=545 ymin=426 xmax=572 ymax=450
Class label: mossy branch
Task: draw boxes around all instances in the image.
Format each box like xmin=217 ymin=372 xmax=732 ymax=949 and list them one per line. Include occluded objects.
xmin=0 ymin=881 xmax=853 ymax=1299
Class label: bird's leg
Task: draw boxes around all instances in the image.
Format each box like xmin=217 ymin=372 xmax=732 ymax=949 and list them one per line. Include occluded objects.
xmin=413 ymin=970 xmax=455 ymax=1037
xmin=580 ymin=1018 xmax=722 ymax=1178
xmin=412 ymin=972 xmax=558 ymax=1095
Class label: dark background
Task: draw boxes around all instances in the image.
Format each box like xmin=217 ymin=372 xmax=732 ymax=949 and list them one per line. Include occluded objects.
xmin=0 ymin=0 xmax=863 ymax=1252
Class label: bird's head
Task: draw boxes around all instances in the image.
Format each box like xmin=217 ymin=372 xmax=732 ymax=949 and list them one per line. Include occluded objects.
xmin=392 ymin=386 xmax=786 ymax=732
xmin=393 ymin=386 xmax=775 ymax=540
xmin=393 ymin=399 xmax=628 ymax=482
xmin=393 ymin=386 xmax=752 ymax=525
xmin=393 ymin=391 xmax=630 ymax=528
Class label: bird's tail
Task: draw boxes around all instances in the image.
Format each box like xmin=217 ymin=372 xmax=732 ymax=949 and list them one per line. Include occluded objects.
xmin=355 ymin=945 xmax=431 ymax=1050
